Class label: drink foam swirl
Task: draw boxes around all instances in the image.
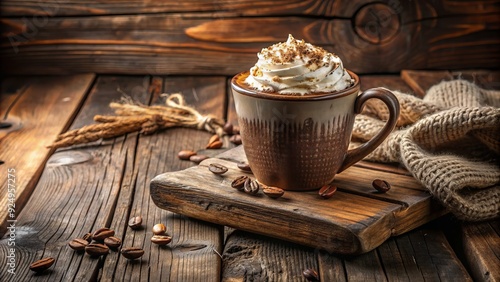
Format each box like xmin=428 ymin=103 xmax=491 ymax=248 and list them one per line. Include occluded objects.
xmin=245 ymin=35 xmax=353 ymax=95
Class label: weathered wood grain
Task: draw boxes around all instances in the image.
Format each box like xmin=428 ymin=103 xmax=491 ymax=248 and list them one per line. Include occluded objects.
xmin=1 ymin=0 xmax=497 ymax=19
xmin=319 ymin=223 xmax=472 ymax=281
xmin=0 ymin=74 xmax=94 ymax=236
xmin=401 ymin=70 xmax=453 ymax=97
xmin=461 ymin=221 xmax=500 ymax=282
xmin=360 ymin=74 xmax=414 ymax=94
xmin=451 ymin=70 xmax=500 ymax=90
xmin=0 ymin=75 xmax=150 ymax=282
xmin=222 ymin=230 xmax=318 ymax=281
xmin=1 ymin=1 xmax=498 ymax=75
xmin=0 ymin=74 xmax=229 ymax=281
xmin=100 ymin=76 xmax=227 ymax=281
xmin=0 ymin=0 xmax=356 ymax=17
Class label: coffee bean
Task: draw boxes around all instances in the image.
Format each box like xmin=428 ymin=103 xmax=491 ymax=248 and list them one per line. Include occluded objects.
xmin=178 ymin=150 xmax=196 ymax=160
xmin=236 ymin=162 xmax=251 ymax=172
xmin=231 ymin=175 xmax=249 ymax=190
xmin=302 ymin=268 xmax=320 ymax=281
xmin=206 ymin=140 xmax=223 ymax=149
xmin=82 ymin=232 xmax=93 ymax=243
xmin=223 ymin=122 xmax=234 ymax=135
xmin=121 ymin=247 xmax=144 ymax=260
xmin=128 ymin=216 xmax=143 ymax=230
xmin=208 ymin=163 xmax=228 ymax=175
xmin=104 ymin=236 xmax=122 ymax=249
xmin=152 ymin=223 xmax=167 ymax=235
xmin=85 ymin=243 xmax=109 ymax=257
xmin=244 ymin=179 xmax=260 ymax=195
xmin=372 ymin=179 xmax=391 ymax=193
xmin=262 ymin=186 xmax=285 ymax=199
xmin=190 ymin=154 xmax=208 ymax=164
xmin=29 ymin=257 xmax=55 ymax=273
xmin=92 ymin=228 xmax=115 ymax=242
xmin=229 ymin=134 xmax=242 ymax=145
xmin=318 ymin=185 xmax=337 ymax=199
xmin=68 ymin=238 xmax=89 ymax=251
xmin=207 ymin=134 xmax=220 ymax=145
xmin=232 ymin=125 xmax=240 ymax=135
xmin=151 ymin=235 xmax=172 ymax=245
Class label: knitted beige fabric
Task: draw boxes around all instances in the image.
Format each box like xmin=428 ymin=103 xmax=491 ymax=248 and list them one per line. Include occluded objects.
xmin=352 ymin=80 xmax=500 ymax=221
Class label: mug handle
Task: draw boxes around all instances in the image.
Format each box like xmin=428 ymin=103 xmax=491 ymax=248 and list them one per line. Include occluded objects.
xmin=338 ymin=88 xmax=400 ymax=173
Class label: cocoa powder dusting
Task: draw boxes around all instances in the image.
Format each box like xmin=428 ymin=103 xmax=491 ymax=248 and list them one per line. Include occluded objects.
xmin=259 ymin=35 xmax=329 ymax=68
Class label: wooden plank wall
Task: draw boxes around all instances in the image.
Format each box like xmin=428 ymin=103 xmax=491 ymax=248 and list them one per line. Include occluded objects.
xmin=1 ymin=0 xmax=499 ymax=75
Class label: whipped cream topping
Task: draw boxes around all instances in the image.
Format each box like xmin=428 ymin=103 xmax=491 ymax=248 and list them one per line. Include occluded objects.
xmin=245 ymin=35 xmax=353 ymax=95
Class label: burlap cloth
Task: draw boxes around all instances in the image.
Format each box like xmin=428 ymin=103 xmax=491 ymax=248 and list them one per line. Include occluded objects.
xmin=352 ymin=80 xmax=500 ymax=221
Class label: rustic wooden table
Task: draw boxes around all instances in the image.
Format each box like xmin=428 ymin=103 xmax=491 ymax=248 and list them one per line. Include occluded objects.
xmin=0 ymin=70 xmax=498 ymax=281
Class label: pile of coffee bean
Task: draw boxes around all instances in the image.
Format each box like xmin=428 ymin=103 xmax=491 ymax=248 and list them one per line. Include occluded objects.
xmin=64 ymin=227 xmax=139 ymax=260
xmin=30 ymin=216 xmax=173 ymax=274
xmin=229 ymin=173 xmax=285 ymax=199
xmin=151 ymin=223 xmax=172 ymax=246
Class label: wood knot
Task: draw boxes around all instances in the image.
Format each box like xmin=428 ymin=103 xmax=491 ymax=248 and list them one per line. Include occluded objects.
xmin=354 ymin=3 xmax=400 ymax=44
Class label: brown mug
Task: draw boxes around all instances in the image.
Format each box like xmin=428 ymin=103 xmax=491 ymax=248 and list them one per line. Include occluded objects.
xmin=231 ymin=70 xmax=400 ymax=191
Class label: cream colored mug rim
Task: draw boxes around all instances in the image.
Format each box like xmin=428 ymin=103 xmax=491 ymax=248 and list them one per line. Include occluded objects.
xmin=231 ymin=69 xmax=360 ymax=101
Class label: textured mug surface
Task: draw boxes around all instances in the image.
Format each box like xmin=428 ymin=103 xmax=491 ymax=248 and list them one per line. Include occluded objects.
xmin=231 ymin=70 xmax=398 ymax=191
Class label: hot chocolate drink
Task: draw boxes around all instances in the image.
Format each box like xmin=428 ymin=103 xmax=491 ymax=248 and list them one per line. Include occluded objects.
xmin=232 ymin=35 xmax=400 ymax=191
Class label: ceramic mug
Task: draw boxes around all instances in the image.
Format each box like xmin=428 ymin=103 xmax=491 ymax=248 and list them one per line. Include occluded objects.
xmin=231 ymin=70 xmax=400 ymax=191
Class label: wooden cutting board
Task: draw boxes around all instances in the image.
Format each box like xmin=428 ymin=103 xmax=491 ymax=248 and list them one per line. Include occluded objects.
xmin=150 ymin=146 xmax=446 ymax=254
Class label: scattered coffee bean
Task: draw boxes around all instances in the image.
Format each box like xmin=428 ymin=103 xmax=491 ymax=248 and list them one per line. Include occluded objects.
xmin=121 ymin=247 xmax=144 ymax=260
xmin=229 ymin=134 xmax=242 ymax=145
xmin=207 ymin=134 xmax=220 ymax=145
xmin=68 ymin=238 xmax=89 ymax=251
xmin=236 ymin=162 xmax=251 ymax=172
xmin=104 ymin=236 xmax=122 ymax=249
xmin=151 ymin=235 xmax=172 ymax=245
xmin=190 ymin=154 xmax=209 ymax=164
xmin=82 ymin=232 xmax=93 ymax=243
xmin=232 ymin=125 xmax=240 ymax=135
xmin=208 ymin=163 xmax=228 ymax=175
xmin=29 ymin=257 xmax=55 ymax=273
xmin=85 ymin=243 xmax=109 ymax=257
xmin=372 ymin=179 xmax=391 ymax=193
xmin=206 ymin=140 xmax=223 ymax=149
xmin=318 ymin=185 xmax=337 ymax=199
xmin=262 ymin=186 xmax=285 ymax=199
xmin=231 ymin=175 xmax=249 ymax=190
xmin=244 ymin=178 xmax=260 ymax=195
xmin=223 ymin=122 xmax=234 ymax=135
xmin=302 ymin=268 xmax=320 ymax=281
xmin=92 ymin=228 xmax=115 ymax=242
xmin=128 ymin=216 xmax=143 ymax=230
xmin=178 ymin=150 xmax=197 ymax=160
xmin=152 ymin=223 xmax=167 ymax=235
